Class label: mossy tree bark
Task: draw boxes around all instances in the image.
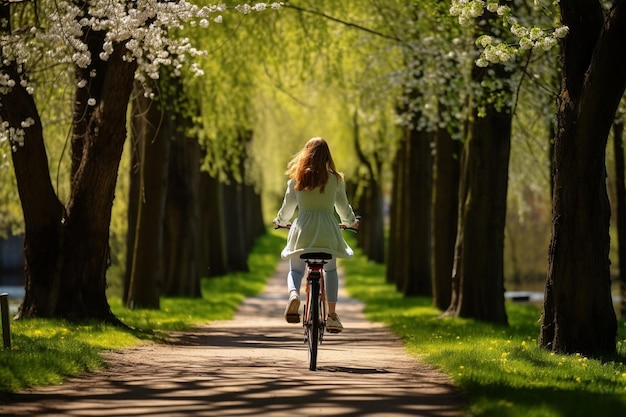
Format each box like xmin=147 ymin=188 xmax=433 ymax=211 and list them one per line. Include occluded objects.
xmin=540 ymin=0 xmax=626 ymax=357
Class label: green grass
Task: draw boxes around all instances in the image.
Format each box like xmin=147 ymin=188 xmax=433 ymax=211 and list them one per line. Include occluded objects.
xmin=0 ymin=319 xmax=138 ymax=392
xmin=0 ymin=230 xmax=285 ymax=394
xmin=108 ymin=231 xmax=283 ymax=333
xmin=5 ymin=229 xmax=626 ymax=417
xmin=342 ymin=248 xmax=626 ymax=417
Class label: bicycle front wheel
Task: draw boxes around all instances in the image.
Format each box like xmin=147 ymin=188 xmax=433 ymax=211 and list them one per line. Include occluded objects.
xmin=307 ymin=278 xmax=320 ymax=371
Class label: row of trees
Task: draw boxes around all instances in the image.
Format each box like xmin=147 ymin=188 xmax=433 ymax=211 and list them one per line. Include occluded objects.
xmin=417 ymin=1 xmax=623 ymax=357
xmin=0 ymin=1 xmax=279 ymax=322
xmin=276 ymin=1 xmax=626 ymax=358
xmin=124 ymin=79 xmax=265 ymax=309
xmin=1 ymin=0 xmax=625 ymax=360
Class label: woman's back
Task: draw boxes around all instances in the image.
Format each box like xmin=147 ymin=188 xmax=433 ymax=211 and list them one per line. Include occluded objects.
xmin=296 ymin=177 xmax=338 ymax=212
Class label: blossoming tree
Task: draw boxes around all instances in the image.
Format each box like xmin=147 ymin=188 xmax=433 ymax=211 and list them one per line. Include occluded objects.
xmin=451 ymin=0 xmax=625 ymax=357
xmin=539 ymin=0 xmax=626 ymax=357
xmin=0 ymin=0 xmax=281 ymax=322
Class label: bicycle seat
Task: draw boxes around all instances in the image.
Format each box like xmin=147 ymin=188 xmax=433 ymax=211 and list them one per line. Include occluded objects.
xmin=300 ymin=252 xmax=333 ymax=260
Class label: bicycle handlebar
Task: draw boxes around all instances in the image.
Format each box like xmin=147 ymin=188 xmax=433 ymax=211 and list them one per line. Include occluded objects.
xmin=274 ymin=215 xmax=360 ymax=232
xmin=339 ymin=224 xmax=358 ymax=233
xmin=274 ymin=223 xmax=359 ymax=232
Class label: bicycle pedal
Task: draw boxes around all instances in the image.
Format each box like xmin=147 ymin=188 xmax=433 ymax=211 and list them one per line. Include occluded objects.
xmin=285 ymin=313 xmax=300 ymax=324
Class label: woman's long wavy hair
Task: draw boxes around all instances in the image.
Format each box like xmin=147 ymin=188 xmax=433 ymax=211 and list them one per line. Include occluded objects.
xmin=286 ymin=137 xmax=342 ymax=192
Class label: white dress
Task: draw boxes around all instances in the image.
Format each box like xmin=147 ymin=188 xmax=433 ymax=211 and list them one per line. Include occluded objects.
xmin=273 ymin=176 xmax=357 ymax=259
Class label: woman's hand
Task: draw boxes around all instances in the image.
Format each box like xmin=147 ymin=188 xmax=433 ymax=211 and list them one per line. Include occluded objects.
xmin=340 ymin=216 xmax=360 ymax=231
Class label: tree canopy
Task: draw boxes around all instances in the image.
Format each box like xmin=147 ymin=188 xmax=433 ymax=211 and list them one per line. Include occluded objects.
xmin=1 ymin=0 xmax=624 ymax=358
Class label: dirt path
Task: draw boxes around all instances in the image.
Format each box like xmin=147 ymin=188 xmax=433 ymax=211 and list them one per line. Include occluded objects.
xmin=0 ymin=262 xmax=466 ymax=416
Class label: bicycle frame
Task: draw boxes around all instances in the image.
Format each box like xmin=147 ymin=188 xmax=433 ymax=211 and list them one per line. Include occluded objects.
xmin=303 ymin=260 xmax=328 ymax=330
xmin=301 ymin=253 xmax=331 ymax=371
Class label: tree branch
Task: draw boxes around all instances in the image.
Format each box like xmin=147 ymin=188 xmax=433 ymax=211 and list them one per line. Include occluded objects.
xmin=282 ymin=2 xmax=402 ymax=43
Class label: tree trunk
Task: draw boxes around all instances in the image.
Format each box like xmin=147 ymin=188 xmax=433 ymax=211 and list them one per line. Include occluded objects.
xmin=402 ymin=126 xmax=433 ymax=296
xmin=221 ymin=179 xmax=249 ymax=272
xmin=242 ymin=182 xmax=265 ymax=248
xmin=446 ymin=63 xmax=511 ymax=325
xmin=355 ymin=179 xmax=385 ymax=263
xmin=163 ymin=133 xmax=202 ymax=297
xmin=219 ymin=130 xmax=262 ymax=273
xmin=351 ymin=112 xmax=385 ymax=263
xmin=432 ymin=125 xmax=461 ymax=311
xmin=1 ymin=71 xmax=65 ymax=319
xmin=199 ymin=172 xmax=228 ymax=276
xmin=124 ymin=123 xmax=141 ymax=303
xmin=11 ymin=32 xmax=138 ymax=320
xmin=386 ymin=123 xmax=432 ymax=295
xmin=541 ymin=1 xmax=626 ymax=357
xmin=614 ymin=116 xmax=626 ymax=319
xmin=386 ymin=143 xmax=406 ymax=286
xmin=126 ymin=84 xmax=171 ymax=309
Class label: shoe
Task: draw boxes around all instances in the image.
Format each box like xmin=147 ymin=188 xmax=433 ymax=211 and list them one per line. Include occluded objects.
xmin=326 ymin=313 xmax=343 ymax=333
xmin=284 ymin=293 xmax=300 ymax=324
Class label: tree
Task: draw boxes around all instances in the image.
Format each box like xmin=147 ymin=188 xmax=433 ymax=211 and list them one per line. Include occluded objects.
xmin=540 ymin=1 xmax=626 ymax=357
xmin=432 ymin=116 xmax=461 ymax=311
xmin=612 ymin=111 xmax=626 ymax=320
xmin=430 ymin=16 xmax=465 ymax=310
xmin=186 ymin=8 xmax=274 ymax=274
xmin=445 ymin=60 xmax=511 ymax=325
xmin=0 ymin=1 xmax=281 ymax=321
xmin=387 ymin=118 xmax=434 ymax=296
xmin=126 ymin=81 xmax=171 ymax=309
xmin=446 ymin=0 xmax=573 ymax=324
xmin=123 ymin=5 xmax=284 ymax=304
xmin=3 ymin=10 xmax=138 ymax=321
xmin=351 ymin=110 xmax=385 ymax=263
xmin=162 ymin=115 xmax=203 ymax=298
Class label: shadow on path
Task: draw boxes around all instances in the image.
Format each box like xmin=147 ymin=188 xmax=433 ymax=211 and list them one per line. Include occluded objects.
xmin=0 ymin=262 xmax=466 ymax=417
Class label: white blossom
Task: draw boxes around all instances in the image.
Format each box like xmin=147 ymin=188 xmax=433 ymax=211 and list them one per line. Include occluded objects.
xmin=0 ymin=0 xmax=283 ymax=144
xmin=486 ymin=2 xmax=499 ymax=13
xmin=476 ymin=57 xmax=489 ymax=68
xmin=554 ymin=26 xmax=569 ymax=38
xmin=451 ymin=0 xmax=567 ymax=68
xmin=477 ymin=35 xmax=494 ymax=48
xmin=20 ymin=118 xmax=35 ymax=128
xmin=519 ymin=37 xmax=534 ymax=50
xmin=236 ymin=4 xmax=252 ymax=14
xmin=9 ymin=127 xmax=26 ymax=148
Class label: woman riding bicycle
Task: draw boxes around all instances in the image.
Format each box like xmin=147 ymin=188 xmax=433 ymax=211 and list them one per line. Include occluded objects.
xmin=273 ymin=137 xmax=359 ymax=333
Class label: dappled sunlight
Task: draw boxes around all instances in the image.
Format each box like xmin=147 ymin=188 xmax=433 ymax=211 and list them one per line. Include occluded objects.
xmin=343 ymin=249 xmax=626 ymax=417
xmin=0 ymin=261 xmax=465 ymax=416
xmin=2 ymin=355 xmax=463 ymax=416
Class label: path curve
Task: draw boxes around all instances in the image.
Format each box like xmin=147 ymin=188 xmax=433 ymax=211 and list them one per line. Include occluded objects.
xmin=0 ymin=262 xmax=466 ymax=416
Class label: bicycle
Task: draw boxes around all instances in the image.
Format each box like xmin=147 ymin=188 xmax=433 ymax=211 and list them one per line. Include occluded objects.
xmin=300 ymin=251 xmax=333 ymax=371
xmin=275 ymin=222 xmax=358 ymax=371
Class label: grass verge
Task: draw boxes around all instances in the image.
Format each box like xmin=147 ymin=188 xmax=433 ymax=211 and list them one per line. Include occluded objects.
xmin=342 ymin=247 xmax=626 ymax=417
xmin=0 ymin=230 xmax=284 ymax=394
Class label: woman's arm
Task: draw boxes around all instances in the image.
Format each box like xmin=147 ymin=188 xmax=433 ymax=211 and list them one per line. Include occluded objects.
xmin=273 ymin=179 xmax=298 ymax=226
xmin=335 ymin=178 xmax=358 ymax=227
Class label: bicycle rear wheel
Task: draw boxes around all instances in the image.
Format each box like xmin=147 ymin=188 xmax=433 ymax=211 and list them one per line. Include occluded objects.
xmin=307 ymin=277 xmax=320 ymax=371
